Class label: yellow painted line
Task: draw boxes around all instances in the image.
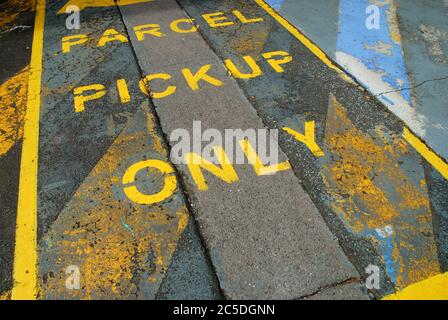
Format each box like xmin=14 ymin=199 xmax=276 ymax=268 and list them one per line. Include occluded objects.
xmin=254 ymin=0 xmax=350 ymax=81
xmin=383 ymin=272 xmax=448 ymax=300
xmin=257 ymin=0 xmax=448 ymax=299
xmin=57 ymin=0 xmax=153 ymax=14
xmin=11 ymin=0 xmax=46 ymax=300
xmin=256 ymin=0 xmax=448 ymax=182
xmin=403 ymin=127 xmax=448 ymax=180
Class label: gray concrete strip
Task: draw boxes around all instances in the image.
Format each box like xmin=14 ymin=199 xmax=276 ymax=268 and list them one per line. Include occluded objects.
xmin=119 ymin=0 xmax=362 ymax=299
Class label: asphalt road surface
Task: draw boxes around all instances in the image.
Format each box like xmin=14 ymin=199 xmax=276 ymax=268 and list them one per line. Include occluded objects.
xmin=0 ymin=0 xmax=447 ymax=300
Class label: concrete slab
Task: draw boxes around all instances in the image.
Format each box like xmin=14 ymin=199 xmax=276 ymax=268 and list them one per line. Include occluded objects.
xmin=270 ymin=0 xmax=339 ymax=56
xmin=120 ymin=0 xmax=361 ymax=299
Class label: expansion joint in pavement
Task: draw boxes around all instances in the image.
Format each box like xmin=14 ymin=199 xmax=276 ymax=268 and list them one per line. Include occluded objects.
xmin=115 ymin=2 xmax=226 ymax=299
xmin=296 ymin=277 xmax=364 ymax=300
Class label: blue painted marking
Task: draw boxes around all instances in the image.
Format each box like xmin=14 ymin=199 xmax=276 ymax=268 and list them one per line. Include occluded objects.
xmin=337 ymin=0 xmax=411 ymax=102
xmin=264 ymin=0 xmax=411 ymax=285
xmin=359 ymin=228 xmax=397 ymax=284
xmin=381 ymin=95 xmax=395 ymax=106
xmin=265 ymin=0 xmax=285 ymax=11
xmin=121 ymin=218 xmax=135 ymax=237
xmin=374 ymin=231 xmax=397 ymax=284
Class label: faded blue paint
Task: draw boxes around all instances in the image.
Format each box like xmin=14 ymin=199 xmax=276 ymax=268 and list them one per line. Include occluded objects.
xmin=337 ymin=0 xmax=411 ymax=103
xmin=372 ymin=229 xmax=397 ymax=284
xmin=266 ymin=0 xmax=410 ymax=104
xmin=120 ymin=218 xmax=135 ymax=237
xmin=266 ymin=0 xmax=284 ymax=10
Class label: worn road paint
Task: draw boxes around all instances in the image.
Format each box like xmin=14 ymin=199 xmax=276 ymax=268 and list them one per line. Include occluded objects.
xmin=255 ymin=0 xmax=348 ymax=81
xmin=0 ymin=67 xmax=28 ymax=157
xmin=121 ymin=0 xmax=364 ymax=299
xmin=179 ymin=0 xmax=447 ymax=296
xmin=336 ymin=0 xmax=413 ymax=121
xmin=253 ymin=2 xmax=448 ymax=288
xmin=260 ymin=0 xmax=448 ymax=172
xmin=383 ymin=272 xmax=448 ymax=300
xmin=34 ymin=0 xmax=217 ymax=299
xmin=264 ymin=0 xmax=448 ymax=163
xmin=321 ymin=96 xmax=439 ymax=288
xmin=3 ymin=0 xmax=446 ymax=299
xmin=39 ymin=108 xmax=189 ymax=299
xmin=335 ymin=1 xmax=432 ymax=150
xmin=403 ymin=128 xmax=448 ymax=180
xmin=0 ymin=0 xmax=34 ymax=297
xmin=12 ymin=0 xmax=45 ymax=300
xmin=57 ymin=0 xmax=153 ymax=14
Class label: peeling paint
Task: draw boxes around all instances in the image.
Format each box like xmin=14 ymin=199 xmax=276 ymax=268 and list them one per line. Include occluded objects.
xmin=39 ymin=110 xmax=189 ymax=299
xmin=364 ymin=41 xmax=393 ymax=56
xmin=0 ymin=291 xmax=11 ymax=300
xmin=0 ymin=67 xmax=28 ymax=158
xmin=57 ymin=0 xmax=153 ymax=14
xmin=420 ymin=24 xmax=448 ymax=64
xmin=321 ymin=96 xmax=439 ymax=288
xmin=0 ymin=0 xmax=34 ymax=29
xmin=335 ymin=51 xmax=427 ymax=137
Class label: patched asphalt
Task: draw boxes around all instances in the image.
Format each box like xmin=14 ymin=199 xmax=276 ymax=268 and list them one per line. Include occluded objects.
xmin=0 ymin=0 xmax=447 ymax=300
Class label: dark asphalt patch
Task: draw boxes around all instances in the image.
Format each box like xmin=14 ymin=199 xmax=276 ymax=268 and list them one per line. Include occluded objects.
xmin=0 ymin=142 xmax=22 ymax=295
xmin=425 ymin=162 xmax=448 ymax=272
xmin=155 ymin=219 xmax=222 ymax=299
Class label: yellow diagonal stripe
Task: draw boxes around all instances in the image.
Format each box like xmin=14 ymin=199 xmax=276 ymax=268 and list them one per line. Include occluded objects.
xmin=403 ymin=127 xmax=448 ymax=180
xmin=383 ymin=272 xmax=448 ymax=300
xmin=256 ymin=0 xmax=448 ymax=182
xmin=11 ymin=0 xmax=46 ymax=300
xmin=254 ymin=0 xmax=352 ymax=83
xmin=57 ymin=0 xmax=153 ymax=14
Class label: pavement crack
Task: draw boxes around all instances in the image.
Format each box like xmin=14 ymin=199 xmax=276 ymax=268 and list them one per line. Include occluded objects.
xmin=114 ymin=2 xmax=225 ymax=300
xmin=295 ymin=277 xmax=365 ymax=300
xmin=374 ymin=75 xmax=448 ymax=96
